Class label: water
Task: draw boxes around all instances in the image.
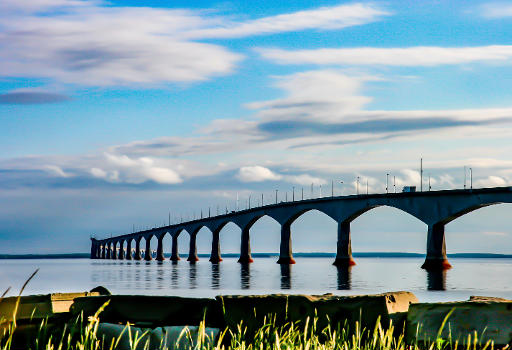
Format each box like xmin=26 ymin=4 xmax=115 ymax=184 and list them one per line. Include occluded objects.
xmin=1 ymin=257 xmax=512 ymax=302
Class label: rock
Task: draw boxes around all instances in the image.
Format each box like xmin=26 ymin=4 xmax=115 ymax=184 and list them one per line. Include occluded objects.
xmin=406 ymin=298 xmax=512 ymax=346
xmin=0 ymin=292 xmax=100 ymax=322
xmin=217 ymin=291 xmax=418 ymax=336
xmin=95 ymin=323 xmax=220 ymax=350
xmin=70 ymin=295 xmax=224 ymax=328
xmin=96 ymin=323 xmax=149 ymax=350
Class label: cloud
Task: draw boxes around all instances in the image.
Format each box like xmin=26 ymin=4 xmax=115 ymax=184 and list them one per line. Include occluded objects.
xmin=0 ymin=91 xmax=71 ymax=104
xmin=0 ymin=2 xmax=241 ymax=86
xmin=237 ymin=166 xmax=282 ymax=182
xmin=257 ymin=45 xmax=512 ymax=66
xmin=478 ymin=3 xmax=512 ymax=18
xmin=482 ymin=231 xmax=508 ymax=236
xmin=186 ymin=3 xmax=389 ymax=39
xmin=44 ymin=165 xmax=72 ymax=178
xmin=0 ymin=2 xmax=388 ymax=87
xmin=475 ymin=175 xmax=508 ymax=188
xmin=286 ymin=174 xmax=327 ymax=186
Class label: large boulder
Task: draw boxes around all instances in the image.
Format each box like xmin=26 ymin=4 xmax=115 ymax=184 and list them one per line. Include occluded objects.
xmin=217 ymin=292 xmax=418 ymax=336
xmin=406 ymin=297 xmax=512 ymax=346
xmin=0 ymin=292 xmax=100 ymax=322
xmin=70 ymin=295 xmax=224 ymax=328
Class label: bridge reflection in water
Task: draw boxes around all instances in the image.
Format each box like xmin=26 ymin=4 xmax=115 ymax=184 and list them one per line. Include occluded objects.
xmin=91 ymin=259 xmax=448 ymax=293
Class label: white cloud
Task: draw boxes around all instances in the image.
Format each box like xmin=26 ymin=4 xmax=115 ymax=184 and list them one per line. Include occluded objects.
xmin=482 ymin=231 xmax=508 ymax=236
xmin=186 ymin=3 xmax=389 ymax=39
xmin=285 ymin=174 xmax=327 ymax=186
xmin=258 ymin=45 xmax=512 ymax=67
xmin=237 ymin=166 xmax=282 ymax=182
xmin=44 ymin=165 xmax=72 ymax=178
xmin=0 ymin=2 xmax=241 ymax=86
xmin=0 ymin=1 xmax=389 ymax=86
xmin=479 ymin=3 xmax=512 ymax=18
xmin=475 ymin=175 xmax=508 ymax=188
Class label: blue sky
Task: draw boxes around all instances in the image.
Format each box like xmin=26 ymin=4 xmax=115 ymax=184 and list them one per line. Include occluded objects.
xmin=2 ymin=0 xmax=512 ymax=255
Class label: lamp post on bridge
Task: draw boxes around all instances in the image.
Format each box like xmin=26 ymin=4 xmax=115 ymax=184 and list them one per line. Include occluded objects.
xmin=386 ymin=173 xmax=389 ymax=194
xmin=356 ymin=176 xmax=360 ymax=195
xmin=292 ymin=187 xmax=295 ymax=201
xmin=275 ymin=189 xmax=278 ymax=204
xmin=470 ymin=168 xmax=473 ymax=189
xmin=339 ymin=181 xmax=343 ymax=195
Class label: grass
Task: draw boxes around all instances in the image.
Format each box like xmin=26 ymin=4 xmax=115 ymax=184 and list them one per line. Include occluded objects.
xmin=0 ymin=271 xmax=499 ymax=350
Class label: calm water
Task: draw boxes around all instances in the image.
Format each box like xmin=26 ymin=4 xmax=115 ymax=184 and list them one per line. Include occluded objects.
xmin=1 ymin=257 xmax=512 ymax=302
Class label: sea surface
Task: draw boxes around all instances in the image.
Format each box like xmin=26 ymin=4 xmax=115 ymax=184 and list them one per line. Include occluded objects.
xmin=1 ymin=257 xmax=511 ymax=302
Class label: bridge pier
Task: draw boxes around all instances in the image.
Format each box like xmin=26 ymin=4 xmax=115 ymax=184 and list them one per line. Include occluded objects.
xmin=125 ymin=240 xmax=132 ymax=260
xmin=170 ymin=235 xmax=180 ymax=261
xmin=210 ymin=228 xmax=223 ymax=263
xmin=156 ymin=236 xmax=165 ymax=261
xmin=333 ymin=221 xmax=356 ymax=267
xmin=101 ymin=245 xmax=106 ymax=259
xmin=118 ymin=241 xmax=125 ymax=260
xmin=134 ymin=238 xmax=142 ymax=260
xmin=144 ymin=238 xmax=152 ymax=261
xmin=422 ymin=223 xmax=451 ymax=270
xmin=238 ymin=226 xmax=253 ymax=263
xmin=106 ymin=242 xmax=112 ymax=259
xmin=277 ymin=221 xmax=295 ymax=264
xmin=90 ymin=240 xmax=97 ymax=259
xmin=187 ymin=233 xmax=199 ymax=262
xmin=112 ymin=241 xmax=118 ymax=260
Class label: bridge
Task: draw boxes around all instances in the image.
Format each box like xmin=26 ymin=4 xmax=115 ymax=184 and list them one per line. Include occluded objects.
xmin=90 ymin=186 xmax=512 ymax=270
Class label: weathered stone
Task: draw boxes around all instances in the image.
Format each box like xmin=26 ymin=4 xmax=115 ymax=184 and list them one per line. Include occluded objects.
xmin=95 ymin=323 xmax=220 ymax=350
xmin=70 ymin=295 xmax=224 ymax=328
xmin=96 ymin=323 xmax=149 ymax=350
xmin=217 ymin=291 xmax=418 ymax=336
xmin=406 ymin=298 xmax=512 ymax=346
xmin=0 ymin=292 xmax=99 ymax=322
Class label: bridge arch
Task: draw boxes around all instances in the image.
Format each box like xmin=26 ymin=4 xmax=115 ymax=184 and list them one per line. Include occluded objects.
xmin=445 ymin=203 xmax=512 ymax=254
xmin=289 ymin=209 xmax=338 ymax=254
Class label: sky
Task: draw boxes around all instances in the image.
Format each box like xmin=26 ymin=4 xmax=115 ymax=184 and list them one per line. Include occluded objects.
xmin=2 ymin=0 xmax=512 ymax=255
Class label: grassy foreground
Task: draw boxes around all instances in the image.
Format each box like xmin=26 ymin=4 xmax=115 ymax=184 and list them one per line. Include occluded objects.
xmin=0 ymin=305 xmax=496 ymax=350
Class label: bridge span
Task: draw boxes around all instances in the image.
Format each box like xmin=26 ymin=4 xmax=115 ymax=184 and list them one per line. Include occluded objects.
xmin=90 ymin=186 xmax=512 ymax=270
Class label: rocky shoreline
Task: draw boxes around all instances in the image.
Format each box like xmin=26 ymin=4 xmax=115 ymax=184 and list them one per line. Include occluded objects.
xmin=1 ymin=289 xmax=511 ymax=348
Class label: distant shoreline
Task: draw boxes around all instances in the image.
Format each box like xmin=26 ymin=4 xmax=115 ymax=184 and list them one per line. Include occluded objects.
xmin=1 ymin=252 xmax=512 ymax=259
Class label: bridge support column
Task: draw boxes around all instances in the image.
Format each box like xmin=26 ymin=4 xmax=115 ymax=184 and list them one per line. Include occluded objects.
xmin=90 ymin=240 xmax=97 ymax=259
xmin=333 ymin=221 xmax=356 ymax=266
xmin=101 ymin=244 xmax=106 ymax=259
xmin=238 ymin=225 xmax=253 ymax=263
xmin=144 ymin=238 xmax=152 ymax=261
xmin=134 ymin=239 xmax=142 ymax=260
xmin=422 ymin=223 xmax=451 ymax=270
xmin=112 ymin=242 xmax=118 ymax=260
xmin=210 ymin=228 xmax=222 ymax=263
xmin=125 ymin=240 xmax=132 ymax=260
xmin=156 ymin=237 xmax=165 ymax=261
xmin=96 ymin=245 xmax=101 ymax=259
xmin=187 ymin=233 xmax=199 ymax=262
xmin=170 ymin=235 xmax=180 ymax=261
xmin=106 ymin=242 xmax=112 ymax=259
xmin=277 ymin=221 xmax=295 ymax=264
xmin=118 ymin=241 xmax=124 ymax=260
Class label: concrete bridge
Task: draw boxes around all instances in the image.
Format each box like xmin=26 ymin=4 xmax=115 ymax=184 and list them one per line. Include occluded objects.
xmin=90 ymin=186 xmax=512 ymax=270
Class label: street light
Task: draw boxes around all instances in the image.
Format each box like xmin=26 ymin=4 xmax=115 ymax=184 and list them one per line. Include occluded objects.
xmin=293 ymin=187 xmax=295 ymax=201
xmin=340 ymin=181 xmax=344 ymax=196
xmin=464 ymin=166 xmax=467 ymax=190
xmin=469 ymin=168 xmax=473 ymax=189
xmin=393 ymin=176 xmax=396 ymax=193
xmin=356 ymin=176 xmax=360 ymax=195
xmin=275 ymin=189 xmax=278 ymax=204
xmin=331 ymin=180 xmax=334 ymax=197
xmin=386 ymin=173 xmax=389 ymax=194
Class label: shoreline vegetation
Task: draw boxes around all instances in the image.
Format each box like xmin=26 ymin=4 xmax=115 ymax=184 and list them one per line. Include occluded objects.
xmin=1 ymin=252 xmax=512 ymax=259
